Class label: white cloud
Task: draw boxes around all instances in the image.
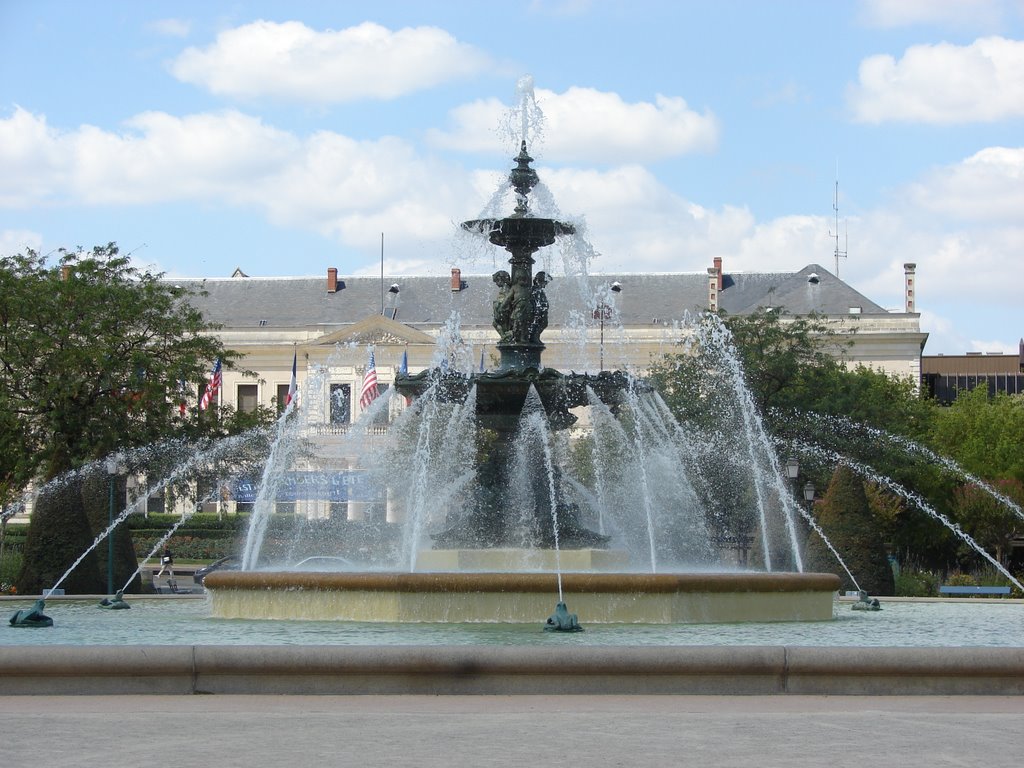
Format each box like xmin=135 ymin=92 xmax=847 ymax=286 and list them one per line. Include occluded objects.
xmin=820 ymin=145 xmax=1024 ymax=354
xmin=429 ymin=87 xmax=718 ymax=163
xmin=906 ymin=147 xmax=1024 ymax=221
xmin=858 ymin=0 xmax=1006 ymax=29
xmin=0 ymin=108 xmax=70 ymax=206
xmin=148 ymin=18 xmax=191 ymax=38
xmin=920 ymin=307 xmax=1019 ymax=355
xmin=965 ymin=336 xmax=1019 ymax=354
xmin=0 ymin=229 xmax=41 ymax=256
xmin=848 ymin=37 xmax=1024 ymax=123
xmin=4 ymin=102 xmax=1022 ymax=355
xmin=0 ymin=107 xmax=480 ymax=262
xmin=170 ymin=20 xmax=493 ymax=103
xmin=0 ymin=108 xmax=298 ymax=206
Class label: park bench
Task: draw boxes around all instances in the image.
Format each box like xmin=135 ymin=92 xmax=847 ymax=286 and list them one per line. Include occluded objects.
xmin=938 ymin=585 xmax=1011 ymax=596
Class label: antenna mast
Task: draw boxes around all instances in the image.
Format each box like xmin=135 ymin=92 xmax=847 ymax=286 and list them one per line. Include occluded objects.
xmin=829 ymin=163 xmax=848 ymax=277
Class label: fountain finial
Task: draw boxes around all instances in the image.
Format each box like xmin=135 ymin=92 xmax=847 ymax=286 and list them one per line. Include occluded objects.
xmin=509 ymin=141 xmax=538 ymax=216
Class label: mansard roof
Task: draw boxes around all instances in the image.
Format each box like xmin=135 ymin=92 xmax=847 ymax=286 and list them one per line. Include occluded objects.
xmin=171 ymin=263 xmax=892 ymax=331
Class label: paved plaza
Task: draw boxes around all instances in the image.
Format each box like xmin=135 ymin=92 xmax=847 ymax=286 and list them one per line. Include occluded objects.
xmin=4 ymin=694 xmax=1023 ymax=767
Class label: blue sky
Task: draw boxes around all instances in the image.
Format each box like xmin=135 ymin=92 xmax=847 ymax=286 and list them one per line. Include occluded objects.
xmin=2 ymin=1 xmax=1022 ymax=355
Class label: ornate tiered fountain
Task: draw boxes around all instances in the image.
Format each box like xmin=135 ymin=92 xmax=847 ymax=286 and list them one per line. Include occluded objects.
xmin=395 ymin=141 xmax=630 ymax=553
xmin=204 ymin=141 xmax=841 ymax=624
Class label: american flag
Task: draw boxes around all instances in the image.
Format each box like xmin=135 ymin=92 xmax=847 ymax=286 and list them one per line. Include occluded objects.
xmin=359 ymin=350 xmax=379 ymax=409
xmin=199 ymin=359 xmax=222 ymax=411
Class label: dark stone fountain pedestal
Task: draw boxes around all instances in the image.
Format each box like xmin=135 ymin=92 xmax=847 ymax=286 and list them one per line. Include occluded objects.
xmin=395 ymin=141 xmax=636 ymax=552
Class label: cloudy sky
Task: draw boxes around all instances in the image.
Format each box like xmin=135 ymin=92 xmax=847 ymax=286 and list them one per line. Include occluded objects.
xmin=2 ymin=0 xmax=1022 ymax=355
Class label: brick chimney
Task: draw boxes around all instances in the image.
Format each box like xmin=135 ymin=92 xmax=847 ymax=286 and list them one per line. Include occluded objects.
xmin=451 ymin=267 xmax=462 ymax=292
xmin=707 ymin=268 xmax=719 ymax=313
xmin=713 ymin=256 xmax=723 ymax=290
xmin=327 ymin=267 xmax=338 ymax=294
xmin=904 ymin=263 xmax=916 ymax=313
xmin=61 ymin=265 xmax=72 ymax=281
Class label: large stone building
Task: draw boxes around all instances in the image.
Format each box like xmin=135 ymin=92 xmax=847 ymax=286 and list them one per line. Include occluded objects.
xmin=176 ymin=259 xmax=926 ymax=426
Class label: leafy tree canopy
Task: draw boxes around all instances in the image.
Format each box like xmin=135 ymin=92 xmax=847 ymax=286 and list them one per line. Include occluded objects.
xmin=0 ymin=243 xmax=249 ymax=484
xmin=928 ymin=387 xmax=1024 ymax=483
xmin=648 ymin=308 xmax=934 ymax=432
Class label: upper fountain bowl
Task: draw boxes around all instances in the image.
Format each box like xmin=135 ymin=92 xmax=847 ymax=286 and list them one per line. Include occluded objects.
xmin=461 ymin=216 xmax=575 ymax=253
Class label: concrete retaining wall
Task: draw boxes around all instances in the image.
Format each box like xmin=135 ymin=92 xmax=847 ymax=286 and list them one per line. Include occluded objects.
xmin=2 ymin=645 xmax=1023 ymax=695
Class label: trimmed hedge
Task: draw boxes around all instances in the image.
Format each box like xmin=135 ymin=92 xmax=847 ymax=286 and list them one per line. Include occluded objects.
xmin=1 ymin=523 xmax=28 ymax=552
xmin=122 ymin=513 xmax=247 ymax=532
xmin=803 ymin=464 xmax=895 ymax=596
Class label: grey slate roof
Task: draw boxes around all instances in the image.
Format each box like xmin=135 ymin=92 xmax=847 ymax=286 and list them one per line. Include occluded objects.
xmin=171 ymin=263 xmax=891 ymax=331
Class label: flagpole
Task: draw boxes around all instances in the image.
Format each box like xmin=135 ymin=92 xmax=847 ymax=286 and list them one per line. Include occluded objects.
xmin=380 ymin=232 xmax=384 ymax=315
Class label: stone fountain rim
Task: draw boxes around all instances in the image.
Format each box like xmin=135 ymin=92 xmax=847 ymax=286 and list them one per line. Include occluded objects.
xmin=204 ymin=571 xmax=841 ymax=594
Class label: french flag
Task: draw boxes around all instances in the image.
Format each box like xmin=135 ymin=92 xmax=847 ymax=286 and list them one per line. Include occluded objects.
xmin=285 ymin=347 xmax=297 ymax=409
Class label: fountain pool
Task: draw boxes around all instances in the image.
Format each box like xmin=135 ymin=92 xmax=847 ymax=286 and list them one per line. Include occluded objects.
xmin=4 ymin=596 xmax=1023 ymax=648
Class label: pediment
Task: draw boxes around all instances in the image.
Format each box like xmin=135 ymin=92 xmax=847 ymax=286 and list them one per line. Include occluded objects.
xmin=315 ymin=315 xmax=435 ymax=346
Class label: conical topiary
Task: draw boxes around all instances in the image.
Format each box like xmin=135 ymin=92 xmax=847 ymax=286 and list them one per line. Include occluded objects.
xmin=803 ymin=464 xmax=894 ymax=596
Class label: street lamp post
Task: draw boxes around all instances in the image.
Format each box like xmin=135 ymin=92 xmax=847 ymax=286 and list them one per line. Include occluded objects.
xmin=803 ymin=481 xmax=816 ymax=507
xmin=594 ymin=281 xmax=622 ymax=371
xmin=786 ymin=456 xmax=816 ymax=512
xmin=785 ymin=456 xmax=799 ymax=481
xmin=104 ymin=453 xmax=125 ymax=595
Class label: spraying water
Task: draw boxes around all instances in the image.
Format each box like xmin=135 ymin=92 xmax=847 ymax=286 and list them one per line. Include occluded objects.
xmin=789 ymin=437 xmax=1023 ymax=592
xmin=781 ymin=410 xmax=1024 ymax=525
xmin=517 ymin=386 xmax=564 ymax=600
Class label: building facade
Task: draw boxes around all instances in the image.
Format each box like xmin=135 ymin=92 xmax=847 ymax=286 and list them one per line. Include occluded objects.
xmin=922 ymin=344 xmax=1024 ymax=404
xmin=178 ymin=259 xmax=927 ymax=424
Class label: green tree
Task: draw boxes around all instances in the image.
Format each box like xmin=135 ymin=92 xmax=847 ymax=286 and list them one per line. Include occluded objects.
xmin=0 ymin=245 xmax=241 ymax=477
xmin=0 ymin=244 xmax=255 ymax=594
xmin=804 ymin=464 xmax=895 ymax=596
xmin=950 ymin=479 xmax=1023 ymax=567
xmin=797 ymin=364 xmax=934 ymax=438
xmin=719 ymin=309 xmax=848 ymax=414
xmin=928 ymin=387 xmax=1024 ymax=482
xmin=648 ymin=309 xmax=851 ymax=426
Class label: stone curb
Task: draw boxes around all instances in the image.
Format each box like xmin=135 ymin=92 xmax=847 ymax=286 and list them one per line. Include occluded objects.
xmin=2 ymin=645 xmax=1023 ymax=696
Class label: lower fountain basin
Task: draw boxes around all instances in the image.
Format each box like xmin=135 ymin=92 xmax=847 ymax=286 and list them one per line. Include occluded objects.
xmin=204 ymin=571 xmax=841 ymax=624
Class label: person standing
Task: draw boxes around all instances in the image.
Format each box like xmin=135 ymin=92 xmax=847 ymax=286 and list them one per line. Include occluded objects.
xmin=156 ymin=547 xmax=174 ymax=580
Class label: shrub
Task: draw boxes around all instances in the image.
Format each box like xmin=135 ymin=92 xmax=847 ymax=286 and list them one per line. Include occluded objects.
xmin=945 ymin=571 xmax=978 ymax=587
xmin=0 ymin=551 xmax=22 ymax=593
xmin=133 ymin=534 xmax=237 ymax=562
xmin=954 ymin=565 xmax=1024 ymax=598
xmin=893 ymin=566 xmax=939 ymax=597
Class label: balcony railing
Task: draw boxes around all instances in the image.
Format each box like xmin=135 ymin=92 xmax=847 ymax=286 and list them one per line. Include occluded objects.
xmin=310 ymin=423 xmax=390 ymax=437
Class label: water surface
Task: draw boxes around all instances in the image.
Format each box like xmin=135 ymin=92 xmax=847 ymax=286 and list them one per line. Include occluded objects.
xmin=4 ymin=597 xmax=1022 ymax=648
